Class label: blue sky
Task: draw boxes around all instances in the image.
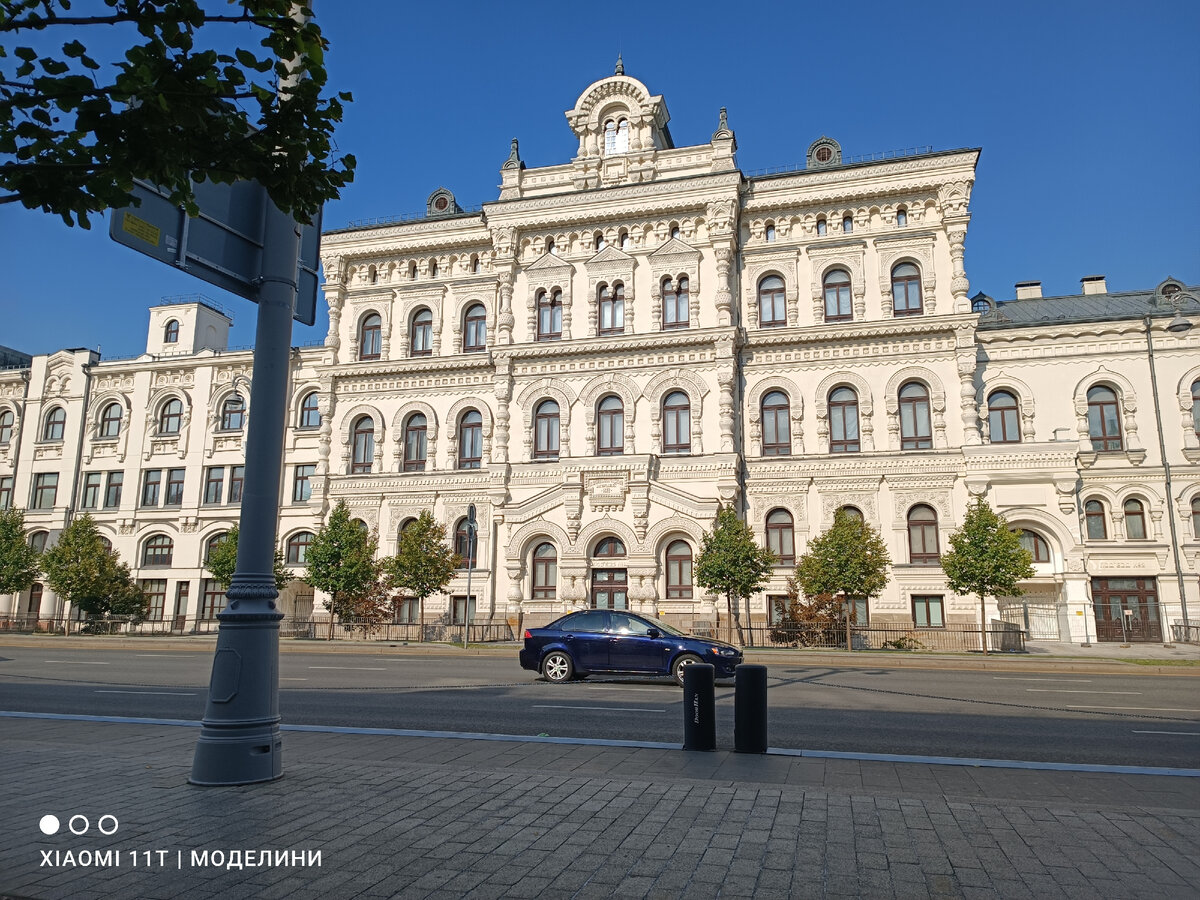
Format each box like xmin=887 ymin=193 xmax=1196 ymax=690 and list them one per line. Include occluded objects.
xmin=2 ymin=0 xmax=1197 ymax=357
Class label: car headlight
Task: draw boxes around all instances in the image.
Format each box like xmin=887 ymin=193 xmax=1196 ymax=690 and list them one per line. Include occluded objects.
xmin=710 ymin=647 xmax=738 ymax=657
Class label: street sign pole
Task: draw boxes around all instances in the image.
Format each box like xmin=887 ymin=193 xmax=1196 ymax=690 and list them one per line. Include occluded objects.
xmin=190 ymin=200 xmax=300 ymax=785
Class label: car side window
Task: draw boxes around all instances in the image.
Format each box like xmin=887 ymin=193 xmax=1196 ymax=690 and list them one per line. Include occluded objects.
xmin=609 ymin=613 xmax=652 ymax=636
xmin=563 ymin=611 xmax=608 ymax=633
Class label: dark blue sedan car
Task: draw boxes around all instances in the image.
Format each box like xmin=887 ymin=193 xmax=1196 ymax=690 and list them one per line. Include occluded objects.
xmin=520 ymin=610 xmax=742 ymax=685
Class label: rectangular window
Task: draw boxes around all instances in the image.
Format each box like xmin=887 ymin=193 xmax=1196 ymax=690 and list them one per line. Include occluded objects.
xmin=32 ymin=473 xmax=58 ymax=509
xmin=0 ymin=476 xmax=13 ymax=509
xmin=164 ymin=468 xmax=185 ymax=506
xmin=450 ymin=595 xmax=477 ymax=625
xmin=80 ymin=472 xmax=102 ymax=509
xmin=228 ymin=466 xmax=244 ymax=504
xmin=203 ymin=467 xmax=224 ymax=505
xmin=767 ymin=594 xmax=789 ymax=624
xmin=292 ymin=464 xmax=315 ymax=503
xmin=847 ymin=596 xmax=869 ymax=626
xmin=201 ymin=579 xmax=227 ymax=620
xmin=104 ymin=472 xmax=123 ymax=508
xmin=141 ymin=579 xmax=167 ymax=621
xmin=913 ymin=595 xmax=945 ymax=628
xmin=141 ymin=469 xmax=161 ymax=507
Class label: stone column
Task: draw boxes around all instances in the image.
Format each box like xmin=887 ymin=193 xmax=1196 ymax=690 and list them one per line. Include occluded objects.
xmin=946 ymin=220 xmax=971 ymax=313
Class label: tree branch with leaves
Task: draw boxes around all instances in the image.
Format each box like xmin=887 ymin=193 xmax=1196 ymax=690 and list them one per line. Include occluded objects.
xmin=382 ymin=510 xmax=459 ymax=634
xmin=304 ymin=500 xmax=380 ymax=640
xmin=39 ymin=513 xmax=145 ymax=618
xmin=694 ymin=504 xmax=775 ymax=646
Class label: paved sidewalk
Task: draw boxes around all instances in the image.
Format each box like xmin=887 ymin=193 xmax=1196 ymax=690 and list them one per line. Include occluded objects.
xmin=2 ymin=718 xmax=1198 ymax=899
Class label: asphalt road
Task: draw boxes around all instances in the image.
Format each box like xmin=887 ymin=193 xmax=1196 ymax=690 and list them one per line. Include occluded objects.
xmin=2 ymin=646 xmax=1198 ymax=768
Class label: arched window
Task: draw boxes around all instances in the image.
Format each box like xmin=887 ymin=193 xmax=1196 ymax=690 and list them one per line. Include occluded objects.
xmin=616 ymin=118 xmax=629 ymax=153
xmin=455 ymin=518 xmax=476 ymax=568
xmin=430 ymin=259 xmax=438 ymax=276
xmin=0 ymin=409 xmax=12 ymax=443
xmin=594 ymin=231 xmax=606 ymax=250
xmin=164 ymin=319 xmax=179 ymax=343
xmin=472 ymin=255 xmax=481 ymax=274
xmin=619 ymin=230 xmax=631 ymax=250
xmin=972 ymin=297 xmax=991 ymax=314
xmin=891 ymin=263 xmax=923 ymax=316
xmin=534 ymin=400 xmax=560 ymax=460
xmin=98 ymin=535 xmax=112 ymax=553
xmin=409 ymin=262 xmax=418 ymax=279
xmin=43 ymin=407 xmax=66 ymax=441
xmin=603 ymin=119 xmax=618 ymax=155
xmin=816 ymin=218 xmax=827 ymax=236
xmin=536 ymin=290 xmax=562 ymax=341
xmin=463 ymin=304 xmax=486 ymax=352
xmin=896 ymin=208 xmax=908 ymax=227
xmin=758 ymin=275 xmax=786 ymax=328
xmin=666 ymin=540 xmax=693 ymax=598
xmin=1084 ymin=499 xmax=1107 ymax=540
xmin=99 ymin=403 xmax=123 ymax=438
xmin=899 ymin=382 xmax=932 ymax=450
xmin=1123 ymin=499 xmax=1148 ymax=540
xmin=286 ymin=531 xmax=314 ymax=564
xmin=1086 ymin=385 xmax=1123 ymax=451
xmin=403 ymin=413 xmax=427 ymax=472
xmin=829 ymin=387 xmax=860 ymax=453
xmin=765 ymin=509 xmax=795 ymax=565
xmin=410 ymin=309 xmax=433 ymax=356
xmin=158 ymin=399 xmax=183 ymax=435
xmin=662 ymin=391 xmax=691 ymax=454
xmin=28 ymin=530 xmax=49 ymax=553
xmin=545 ymin=237 xmax=556 ymax=256
xmin=299 ymin=392 xmax=321 ymax=429
xmin=458 ymin=410 xmax=483 ymax=469
xmin=842 ymin=215 xmax=853 ymax=234
xmin=765 ymin=223 xmax=776 ymax=243
xmin=1192 ymin=496 xmax=1200 ymax=538
xmin=359 ymin=313 xmax=382 ymax=360
xmin=352 ymin=518 xmax=369 ymax=533
xmin=662 ymin=276 xmax=689 ymax=329
xmin=533 ymin=542 xmax=557 ymax=600
xmin=204 ymin=531 xmax=227 ymax=564
xmin=839 ymin=506 xmax=864 ymax=522
xmin=823 ymin=269 xmax=852 ymax=321
xmin=598 ymin=283 xmax=624 ymax=335
xmin=670 ymin=225 xmax=681 ymax=240
xmin=368 ymin=265 xmax=378 ymax=284
xmin=1018 ymin=530 xmax=1050 ymax=563
xmin=988 ymin=391 xmax=1021 ymax=444
xmin=597 ymin=395 xmax=624 ymax=456
xmin=1191 ymin=381 xmax=1200 ymax=437
xmin=220 ymin=394 xmax=245 ymax=431
xmin=761 ymin=391 xmax=791 ymax=456
xmin=142 ymin=534 xmax=174 ymax=567
xmin=907 ymin=505 xmax=939 ymax=565
xmin=594 ymin=536 xmax=626 ymax=558
xmin=351 ymin=415 xmax=375 ymax=474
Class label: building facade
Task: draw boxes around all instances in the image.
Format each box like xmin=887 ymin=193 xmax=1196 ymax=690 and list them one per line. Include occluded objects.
xmin=2 ymin=68 xmax=1198 ymax=642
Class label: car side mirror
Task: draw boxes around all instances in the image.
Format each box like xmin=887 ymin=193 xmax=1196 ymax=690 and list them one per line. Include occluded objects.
xmin=647 ymin=628 xmax=661 ymax=639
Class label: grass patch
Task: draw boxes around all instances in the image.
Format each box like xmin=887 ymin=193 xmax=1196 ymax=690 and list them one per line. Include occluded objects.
xmin=1122 ymin=658 xmax=1200 ymax=667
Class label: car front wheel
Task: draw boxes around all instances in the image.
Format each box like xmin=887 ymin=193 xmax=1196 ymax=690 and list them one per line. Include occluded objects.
xmin=542 ymin=651 xmax=574 ymax=684
xmin=672 ymin=653 xmax=703 ymax=687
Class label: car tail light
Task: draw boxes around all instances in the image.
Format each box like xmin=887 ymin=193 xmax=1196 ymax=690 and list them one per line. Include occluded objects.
xmin=523 ymin=630 xmax=532 ymax=639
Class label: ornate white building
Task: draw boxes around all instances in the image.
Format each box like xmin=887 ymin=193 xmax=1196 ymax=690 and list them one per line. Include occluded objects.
xmin=2 ymin=66 xmax=1197 ymax=644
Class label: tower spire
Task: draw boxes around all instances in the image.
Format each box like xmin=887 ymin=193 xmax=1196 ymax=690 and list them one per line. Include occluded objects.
xmin=614 ymin=53 xmax=624 ymax=76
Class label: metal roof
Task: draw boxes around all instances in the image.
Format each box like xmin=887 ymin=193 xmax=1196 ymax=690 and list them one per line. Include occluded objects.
xmin=976 ymin=286 xmax=1200 ymax=330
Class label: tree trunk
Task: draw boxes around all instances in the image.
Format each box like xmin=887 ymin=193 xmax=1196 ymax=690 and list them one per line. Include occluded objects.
xmin=844 ymin=598 xmax=852 ymax=652
xmin=728 ymin=593 xmax=746 ymax=647
xmin=418 ymin=595 xmax=425 ymax=642
xmin=327 ymin=593 xmax=336 ymax=640
xmin=979 ymin=594 xmax=988 ymax=655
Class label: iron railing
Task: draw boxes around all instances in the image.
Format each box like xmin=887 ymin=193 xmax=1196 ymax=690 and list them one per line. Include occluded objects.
xmin=1171 ymin=621 xmax=1200 ymax=644
xmin=668 ymin=619 xmax=1025 ymax=653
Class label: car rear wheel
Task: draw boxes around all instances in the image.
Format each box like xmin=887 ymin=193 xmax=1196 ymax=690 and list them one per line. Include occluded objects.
xmin=672 ymin=653 xmax=703 ymax=687
xmin=542 ymin=651 xmax=574 ymax=684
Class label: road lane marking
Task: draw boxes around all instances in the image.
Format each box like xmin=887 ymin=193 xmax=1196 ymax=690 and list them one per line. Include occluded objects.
xmin=1022 ymin=696 xmax=1142 ymax=700
xmin=44 ymin=661 xmax=110 ymax=665
xmin=531 ymin=705 xmax=665 ymax=714
xmin=1066 ymin=705 xmax=1200 ymax=713
xmin=994 ymin=677 xmax=1092 ymax=683
xmin=582 ymin=686 xmax=679 ymax=694
xmin=135 ymin=654 xmax=197 ymax=658
xmin=1025 ymin=689 xmax=1141 ymax=694
xmin=282 ymin=677 xmax=308 ymax=681
xmin=307 ymin=666 xmax=386 ymax=671
xmin=94 ymin=690 xmax=196 ymax=696
xmin=1132 ymin=731 xmax=1200 ymax=736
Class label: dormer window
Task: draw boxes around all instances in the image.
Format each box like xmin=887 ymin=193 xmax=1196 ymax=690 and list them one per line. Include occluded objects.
xmin=164 ymin=320 xmax=179 ymax=344
xmin=604 ymin=117 xmax=629 ymax=154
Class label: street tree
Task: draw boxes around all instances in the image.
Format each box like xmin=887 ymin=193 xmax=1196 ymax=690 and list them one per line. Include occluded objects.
xmin=940 ymin=497 xmax=1034 ymax=654
xmin=769 ymin=577 xmax=845 ymax=648
xmin=205 ymin=524 xmax=291 ymax=591
xmin=1 ymin=0 xmax=355 ymax=226
xmin=305 ymin=500 xmax=379 ymax=639
xmin=694 ymin=504 xmax=776 ymax=646
xmin=383 ymin=510 xmax=459 ymax=630
xmin=793 ymin=509 xmax=890 ymax=649
xmin=0 ymin=506 xmax=41 ymax=597
xmin=39 ymin=513 xmax=145 ymax=617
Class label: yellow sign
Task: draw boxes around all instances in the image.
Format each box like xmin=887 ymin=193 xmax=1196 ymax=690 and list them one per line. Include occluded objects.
xmin=122 ymin=212 xmax=160 ymax=247
xmin=1075 ymin=610 xmax=1083 ymax=615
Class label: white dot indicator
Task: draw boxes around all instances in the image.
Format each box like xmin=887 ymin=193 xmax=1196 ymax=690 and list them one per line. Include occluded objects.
xmin=39 ymin=815 xmax=60 ymax=835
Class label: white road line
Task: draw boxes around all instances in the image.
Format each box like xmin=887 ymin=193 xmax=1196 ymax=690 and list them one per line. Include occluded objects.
xmin=994 ymin=677 xmax=1092 ymax=683
xmin=135 ymin=654 xmax=197 ymax=658
xmin=532 ymin=705 xmax=665 ymax=714
xmin=582 ymin=686 xmax=678 ymax=693
xmin=94 ymin=690 xmax=196 ymax=696
xmin=1022 ymin=696 xmax=1142 ymax=700
xmin=1132 ymin=730 xmax=1200 ymax=736
xmin=281 ymin=677 xmax=308 ymax=681
xmin=307 ymin=666 xmax=386 ymax=671
xmin=44 ymin=660 xmax=110 ymax=665
xmin=1067 ymin=705 xmax=1200 ymax=713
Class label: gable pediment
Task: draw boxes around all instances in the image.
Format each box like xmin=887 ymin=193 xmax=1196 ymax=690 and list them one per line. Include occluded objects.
xmin=587 ymin=245 xmax=635 ymax=279
xmin=524 ymin=252 xmax=575 ymax=273
xmin=648 ymin=237 xmax=700 ymax=261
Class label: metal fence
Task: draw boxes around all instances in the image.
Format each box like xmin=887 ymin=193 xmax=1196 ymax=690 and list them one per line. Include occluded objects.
xmin=671 ymin=619 xmax=1025 ymax=653
xmin=1172 ymin=621 xmax=1200 ymax=644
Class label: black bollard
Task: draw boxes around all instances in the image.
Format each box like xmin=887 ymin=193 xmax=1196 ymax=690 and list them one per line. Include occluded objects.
xmin=734 ymin=664 xmax=768 ymax=754
xmin=682 ymin=663 xmax=716 ymax=751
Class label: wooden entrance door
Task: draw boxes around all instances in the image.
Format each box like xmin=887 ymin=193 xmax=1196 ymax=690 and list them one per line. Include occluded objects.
xmin=1091 ymin=578 xmax=1161 ymax=642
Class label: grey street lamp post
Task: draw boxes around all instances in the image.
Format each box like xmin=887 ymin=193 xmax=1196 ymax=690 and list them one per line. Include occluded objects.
xmin=1144 ymin=303 xmax=1193 ymax=642
xmin=462 ymin=504 xmax=477 ymax=650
